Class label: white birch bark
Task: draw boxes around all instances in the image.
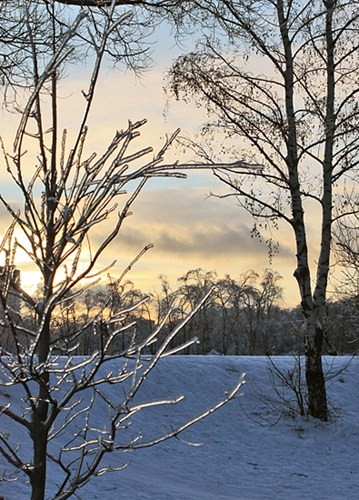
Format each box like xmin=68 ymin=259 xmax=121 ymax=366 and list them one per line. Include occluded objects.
xmin=165 ymin=0 xmax=359 ymax=419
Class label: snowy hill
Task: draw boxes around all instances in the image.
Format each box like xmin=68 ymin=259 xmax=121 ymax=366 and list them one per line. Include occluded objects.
xmin=1 ymin=355 xmax=358 ymax=500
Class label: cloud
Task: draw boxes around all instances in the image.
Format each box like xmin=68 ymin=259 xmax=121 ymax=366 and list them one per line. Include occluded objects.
xmin=87 ymin=183 xmax=295 ymax=281
xmin=77 ymin=181 xmax=304 ymax=305
xmin=117 ymin=218 xmax=283 ymax=260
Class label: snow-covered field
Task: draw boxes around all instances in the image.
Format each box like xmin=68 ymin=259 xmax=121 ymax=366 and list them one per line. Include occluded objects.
xmin=1 ymin=355 xmax=358 ymax=500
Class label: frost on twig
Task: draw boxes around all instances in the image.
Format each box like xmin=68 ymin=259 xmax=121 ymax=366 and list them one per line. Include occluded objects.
xmin=0 ymin=275 xmax=245 ymax=499
xmin=0 ymin=4 xmax=245 ymax=499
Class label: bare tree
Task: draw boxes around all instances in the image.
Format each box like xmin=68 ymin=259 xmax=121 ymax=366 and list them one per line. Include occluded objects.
xmin=333 ymin=193 xmax=359 ymax=297
xmin=0 ymin=5 xmax=245 ymax=500
xmin=0 ymin=0 xmax=212 ymax=108
xmin=215 ymin=269 xmax=283 ymax=355
xmin=165 ymin=0 xmax=359 ymax=420
xmin=176 ymin=269 xmax=218 ymax=354
xmin=0 ymin=0 xmax=160 ymax=106
xmin=254 ymin=269 xmax=284 ymax=353
xmin=148 ymin=268 xmax=283 ymax=355
xmin=325 ymin=198 xmax=359 ymax=353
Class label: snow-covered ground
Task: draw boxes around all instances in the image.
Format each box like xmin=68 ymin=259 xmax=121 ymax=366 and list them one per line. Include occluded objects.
xmin=1 ymin=355 xmax=358 ymax=499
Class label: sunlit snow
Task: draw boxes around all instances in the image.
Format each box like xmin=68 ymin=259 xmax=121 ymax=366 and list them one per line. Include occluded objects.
xmin=1 ymin=355 xmax=358 ymax=499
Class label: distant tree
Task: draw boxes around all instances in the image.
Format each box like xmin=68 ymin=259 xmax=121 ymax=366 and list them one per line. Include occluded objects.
xmin=218 ymin=271 xmax=252 ymax=355
xmin=324 ymin=297 xmax=359 ymax=354
xmin=221 ymin=269 xmax=283 ymax=355
xmin=166 ymin=0 xmax=359 ymax=420
xmin=150 ymin=275 xmax=183 ymax=351
xmin=149 ymin=268 xmax=284 ymax=355
xmin=0 ymin=6 xmax=244 ymax=500
xmin=176 ymin=269 xmax=218 ymax=354
xmin=255 ymin=269 xmax=283 ymax=353
xmin=106 ymin=276 xmax=148 ymax=351
xmin=333 ymin=195 xmax=359 ymax=297
xmin=325 ymin=196 xmax=359 ymax=353
xmin=212 ymin=275 xmax=236 ymax=355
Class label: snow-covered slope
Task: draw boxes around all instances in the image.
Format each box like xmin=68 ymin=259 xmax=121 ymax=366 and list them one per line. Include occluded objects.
xmin=1 ymin=356 xmax=358 ymax=499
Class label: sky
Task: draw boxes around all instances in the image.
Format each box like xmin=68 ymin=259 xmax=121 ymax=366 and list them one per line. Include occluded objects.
xmin=0 ymin=17 xmax=331 ymax=308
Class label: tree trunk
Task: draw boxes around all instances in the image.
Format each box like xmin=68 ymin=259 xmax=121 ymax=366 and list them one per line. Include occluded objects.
xmin=29 ymin=422 xmax=48 ymax=500
xmin=302 ymin=0 xmax=335 ymax=422
xmin=305 ymin=322 xmax=328 ymax=420
xmin=277 ymin=0 xmax=329 ymax=420
xmin=294 ymin=264 xmax=328 ymax=420
xmin=30 ymin=312 xmax=51 ymax=500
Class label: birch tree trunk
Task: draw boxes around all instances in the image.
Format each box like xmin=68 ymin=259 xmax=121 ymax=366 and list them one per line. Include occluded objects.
xmin=278 ymin=0 xmax=330 ymax=420
xmin=165 ymin=0 xmax=359 ymax=419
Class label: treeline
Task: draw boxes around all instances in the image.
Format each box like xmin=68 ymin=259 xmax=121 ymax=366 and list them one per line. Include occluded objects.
xmin=3 ymin=268 xmax=358 ymax=356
